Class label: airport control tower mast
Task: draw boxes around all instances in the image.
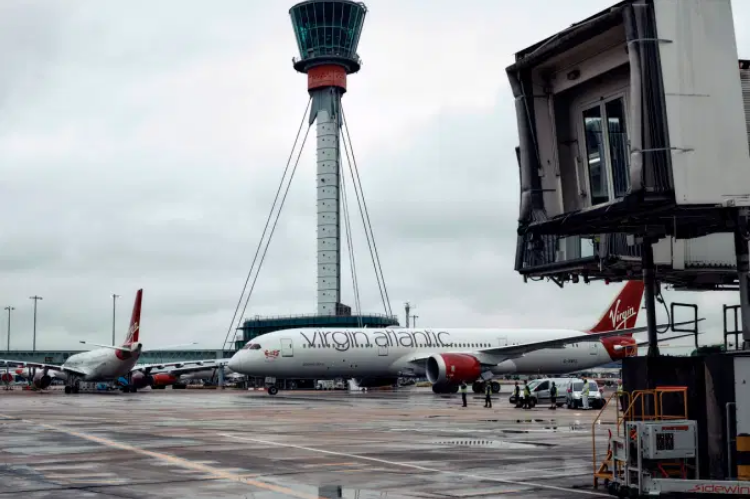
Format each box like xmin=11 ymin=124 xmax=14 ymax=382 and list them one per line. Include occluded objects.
xmin=289 ymin=1 xmax=367 ymax=316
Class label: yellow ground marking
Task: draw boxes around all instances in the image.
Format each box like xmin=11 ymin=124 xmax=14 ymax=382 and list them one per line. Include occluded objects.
xmin=0 ymin=414 xmax=323 ymax=499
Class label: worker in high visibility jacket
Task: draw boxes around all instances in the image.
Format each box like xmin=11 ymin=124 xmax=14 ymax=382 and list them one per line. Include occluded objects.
xmin=522 ymin=380 xmax=532 ymax=409
xmin=617 ymin=382 xmax=625 ymax=412
xmin=581 ymin=378 xmax=590 ymax=410
xmin=513 ymin=382 xmax=521 ymax=408
xmin=484 ymin=382 xmax=493 ymax=408
xmin=460 ymin=381 xmax=468 ymax=408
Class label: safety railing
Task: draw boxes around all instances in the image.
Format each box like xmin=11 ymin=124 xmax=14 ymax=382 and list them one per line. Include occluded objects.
xmin=592 ymin=390 xmax=620 ymax=487
xmin=592 ymin=386 xmax=688 ymax=488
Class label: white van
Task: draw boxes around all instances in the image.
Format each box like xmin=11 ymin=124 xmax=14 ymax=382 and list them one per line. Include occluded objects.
xmin=508 ymin=378 xmax=572 ymax=407
xmin=565 ymin=378 xmax=604 ymax=409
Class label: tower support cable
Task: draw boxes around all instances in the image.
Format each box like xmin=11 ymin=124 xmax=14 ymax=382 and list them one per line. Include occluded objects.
xmin=341 ymin=104 xmax=393 ymax=317
xmin=340 ymin=141 xmax=364 ymax=326
xmin=340 ymin=124 xmax=388 ymax=317
xmin=235 ymin=123 xmax=313 ymax=334
xmin=222 ymin=97 xmax=312 ymax=349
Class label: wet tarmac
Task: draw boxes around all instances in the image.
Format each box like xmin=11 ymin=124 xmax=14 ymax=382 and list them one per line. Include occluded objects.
xmin=0 ymin=387 xmax=619 ymax=498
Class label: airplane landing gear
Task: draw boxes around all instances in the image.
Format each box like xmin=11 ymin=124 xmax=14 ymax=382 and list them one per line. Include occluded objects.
xmin=268 ymin=386 xmax=279 ymax=396
xmin=64 ymin=380 xmax=80 ymax=394
xmin=473 ymin=380 xmax=501 ymax=394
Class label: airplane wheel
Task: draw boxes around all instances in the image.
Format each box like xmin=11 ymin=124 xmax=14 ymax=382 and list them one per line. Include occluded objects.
xmin=122 ymin=386 xmax=130 ymax=393
xmin=491 ymin=382 xmax=501 ymax=393
xmin=472 ymin=382 xmax=483 ymax=394
xmin=64 ymin=386 xmax=72 ymax=394
xmin=72 ymin=385 xmax=79 ymax=394
xmin=449 ymin=384 xmax=459 ymax=394
xmin=268 ymin=386 xmax=279 ymax=396
xmin=131 ymin=387 xmax=138 ymax=393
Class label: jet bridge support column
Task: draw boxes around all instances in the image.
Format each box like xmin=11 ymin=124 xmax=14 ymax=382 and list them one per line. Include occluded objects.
xmin=642 ymin=238 xmax=660 ymax=357
xmin=733 ymin=209 xmax=750 ymax=350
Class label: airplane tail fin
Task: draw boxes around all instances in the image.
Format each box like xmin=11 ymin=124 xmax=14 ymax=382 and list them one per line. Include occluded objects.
xmin=123 ymin=289 xmax=143 ymax=346
xmin=587 ymin=280 xmax=645 ymax=335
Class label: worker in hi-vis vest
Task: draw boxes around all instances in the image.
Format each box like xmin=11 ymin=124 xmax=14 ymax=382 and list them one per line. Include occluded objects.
xmin=460 ymin=381 xmax=468 ymax=408
xmin=523 ymin=380 xmax=531 ymax=409
xmin=581 ymin=377 xmax=590 ymax=410
xmin=617 ymin=381 xmax=625 ymax=412
xmin=484 ymin=382 xmax=493 ymax=409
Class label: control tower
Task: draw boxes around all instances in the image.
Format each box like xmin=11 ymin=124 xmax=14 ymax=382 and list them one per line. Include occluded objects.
xmin=289 ymin=0 xmax=366 ymax=316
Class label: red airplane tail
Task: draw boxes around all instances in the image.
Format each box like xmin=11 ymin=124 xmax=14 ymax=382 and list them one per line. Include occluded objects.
xmin=587 ymin=280 xmax=645 ymax=336
xmin=122 ymin=289 xmax=143 ymax=346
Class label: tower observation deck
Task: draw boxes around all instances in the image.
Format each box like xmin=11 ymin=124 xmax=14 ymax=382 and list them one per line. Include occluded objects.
xmin=290 ymin=0 xmax=366 ymax=316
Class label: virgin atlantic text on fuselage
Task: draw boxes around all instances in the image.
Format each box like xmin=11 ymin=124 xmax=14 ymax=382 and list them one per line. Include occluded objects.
xmin=300 ymin=330 xmax=453 ymax=352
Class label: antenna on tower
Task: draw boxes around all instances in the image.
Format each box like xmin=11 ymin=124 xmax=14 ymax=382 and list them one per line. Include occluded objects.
xmin=405 ymin=302 xmax=413 ymax=328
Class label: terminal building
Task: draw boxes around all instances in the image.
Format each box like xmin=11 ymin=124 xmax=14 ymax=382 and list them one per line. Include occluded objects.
xmin=235 ymin=311 xmax=399 ymax=351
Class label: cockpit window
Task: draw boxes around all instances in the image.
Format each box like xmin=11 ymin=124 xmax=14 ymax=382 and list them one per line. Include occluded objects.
xmin=243 ymin=343 xmax=261 ymax=350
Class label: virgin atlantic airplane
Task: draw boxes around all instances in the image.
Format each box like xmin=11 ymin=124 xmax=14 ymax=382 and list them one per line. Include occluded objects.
xmin=0 ymin=289 xmax=226 ymax=394
xmin=228 ymin=281 xmax=698 ymax=395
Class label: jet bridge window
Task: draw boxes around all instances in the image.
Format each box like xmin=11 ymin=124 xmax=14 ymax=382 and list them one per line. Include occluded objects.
xmin=581 ymin=96 xmax=629 ymax=206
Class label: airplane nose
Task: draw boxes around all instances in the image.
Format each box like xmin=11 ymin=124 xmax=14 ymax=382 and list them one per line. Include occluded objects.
xmin=227 ymin=353 xmax=241 ymax=372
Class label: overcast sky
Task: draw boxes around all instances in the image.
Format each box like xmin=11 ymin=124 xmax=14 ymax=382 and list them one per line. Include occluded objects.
xmin=0 ymin=0 xmax=748 ymax=352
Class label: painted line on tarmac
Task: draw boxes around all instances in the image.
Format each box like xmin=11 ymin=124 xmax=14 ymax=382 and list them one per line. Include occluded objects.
xmin=219 ymin=433 xmax=610 ymax=497
xmin=0 ymin=414 xmax=323 ymax=499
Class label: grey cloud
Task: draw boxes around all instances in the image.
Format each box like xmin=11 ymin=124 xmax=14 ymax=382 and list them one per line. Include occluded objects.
xmin=0 ymin=0 xmax=747 ymax=352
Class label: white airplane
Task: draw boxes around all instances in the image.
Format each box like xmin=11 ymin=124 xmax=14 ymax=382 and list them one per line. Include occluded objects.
xmin=0 ymin=289 xmax=221 ymax=394
xmin=131 ymin=362 xmax=241 ymax=389
xmin=228 ymin=281 xmax=698 ymax=396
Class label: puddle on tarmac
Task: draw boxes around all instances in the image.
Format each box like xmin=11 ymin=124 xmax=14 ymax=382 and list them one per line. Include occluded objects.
xmin=428 ymin=439 xmax=546 ymax=449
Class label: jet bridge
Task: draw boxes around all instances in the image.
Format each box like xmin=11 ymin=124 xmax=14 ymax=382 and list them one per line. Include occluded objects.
xmin=506 ymin=0 xmax=750 ymax=354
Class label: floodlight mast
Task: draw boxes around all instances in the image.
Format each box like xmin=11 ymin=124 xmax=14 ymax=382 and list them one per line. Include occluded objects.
xmin=289 ymin=0 xmax=367 ymax=316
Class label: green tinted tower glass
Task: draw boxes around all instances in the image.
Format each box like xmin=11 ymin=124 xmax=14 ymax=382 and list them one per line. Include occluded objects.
xmin=290 ymin=0 xmax=366 ymax=74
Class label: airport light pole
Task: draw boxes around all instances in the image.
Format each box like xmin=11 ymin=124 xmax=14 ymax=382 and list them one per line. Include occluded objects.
xmin=111 ymin=293 xmax=119 ymax=345
xmin=29 ymin=296 xmax=42 ymax=353
xmin=4 ymin=306 xmax=14 ymax=352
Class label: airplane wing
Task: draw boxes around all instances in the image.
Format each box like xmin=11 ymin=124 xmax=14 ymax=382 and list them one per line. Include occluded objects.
xmin=475 ymin=319 xmax=703 ymax=360
xmin=131 ymin=359 xmax=230 ymax=375
xmin=635 ymin=332 xmax=699 ymax=348
xmin=0 ymin=359 xmax=88 ymax=378
xmin=406 ymin=319 xmax=703 ymax=367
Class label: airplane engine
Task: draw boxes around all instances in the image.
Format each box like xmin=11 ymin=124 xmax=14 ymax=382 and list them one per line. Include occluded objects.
xmin=426 ymin=353 xmax=481 ymax=385
xmin=151 ymin=373 xmax=177 ymax=388
xmin=354 ymin=377 xmax=398 ymax=388
xmin=131 ymin=372 xmax=154 ymax=389
xmin=32 ymin=371 xmax=52 ymax=389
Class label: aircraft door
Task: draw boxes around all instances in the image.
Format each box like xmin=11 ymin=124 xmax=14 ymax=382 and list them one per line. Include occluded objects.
xmin=589 ymin=342 xmax=598 ymax=355
xmin=497 ymin=337 xmax=508 ymax=347
xmin=378 ymin=344 xmax=388 ymax=356
xmin=280 ymin=338 xmax=294 ymax=357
